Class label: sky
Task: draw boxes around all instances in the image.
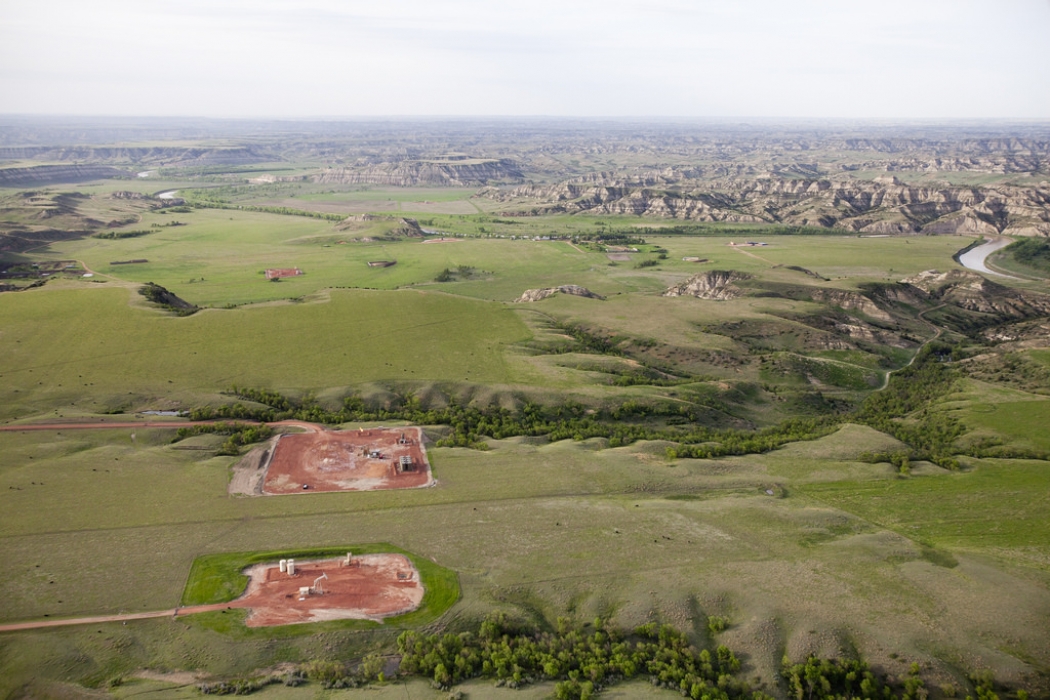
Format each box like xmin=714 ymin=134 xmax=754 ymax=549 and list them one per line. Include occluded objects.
xmin=1 ymin=0 xmax=1049 ymax=119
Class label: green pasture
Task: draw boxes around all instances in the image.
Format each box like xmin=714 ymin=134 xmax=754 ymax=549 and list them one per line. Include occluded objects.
xmin=935 ymin=379 xmax=1050 ymax=451
xmin=799 ymin=458 xmax=1050 ymax=562
xmin=957 ymin=399 xmax=1050 ymax=452
xmin=0 ymin=286 xmax=528 ymax=419
xmin=29 ymin=197 xmax=980 ymax=308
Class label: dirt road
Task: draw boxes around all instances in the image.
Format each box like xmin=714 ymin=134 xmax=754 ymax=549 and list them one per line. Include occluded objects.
xmin=0 ymin=419 xmax=321 ymax=433
xmin=0 ymin=603 xmax=237 ymax=633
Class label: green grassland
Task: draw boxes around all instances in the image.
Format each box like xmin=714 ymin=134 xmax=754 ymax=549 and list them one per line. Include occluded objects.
xmin=0 ymin=286 xmax=527 ymax=420
xmin=41 ymin=209 xmax=972 ymax=308
xmin=3 ymin=426 xmax=1050 ymax=696
xmin=3 ymin=190 xmax=1050 ymax=698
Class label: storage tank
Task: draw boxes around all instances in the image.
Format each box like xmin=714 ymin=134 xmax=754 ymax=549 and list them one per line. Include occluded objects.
xmin=279 ymin=559 xmax=287 ymax=573
xmin=287 ymin=559 xmax=296 ymax=576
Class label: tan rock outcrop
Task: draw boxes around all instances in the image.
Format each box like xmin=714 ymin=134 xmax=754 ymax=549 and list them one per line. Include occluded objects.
xmin=515 ymin=285 xmax=605 ymax=303
xmin=664 ymin=271 xmax=751 ymax=300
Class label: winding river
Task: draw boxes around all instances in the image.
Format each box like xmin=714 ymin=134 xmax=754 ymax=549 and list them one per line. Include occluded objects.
xmin=956 ymin=237 xmax=1019 ymax=279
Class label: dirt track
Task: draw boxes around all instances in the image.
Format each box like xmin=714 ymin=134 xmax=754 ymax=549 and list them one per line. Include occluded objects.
xmin=0 ymin=419 xmax=320 ymax=433
xmin=0 ymin=603 xmax=231 ymax=633
xmin=730 ymin=244 xmax=775 ymax=264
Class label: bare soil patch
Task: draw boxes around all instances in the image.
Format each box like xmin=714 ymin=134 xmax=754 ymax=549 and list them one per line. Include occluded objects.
xmin=236 ymin=554 xmax=423 ymax=627
xmin=263 ymin=426 xmax=433 ymax=494
xmin=265 ymin=268 xmax=303 ymax=280
xmin=228 ymin=444 xmax=274 ymax=496
xmin=606 ymin=253 xmax=632 ymax=261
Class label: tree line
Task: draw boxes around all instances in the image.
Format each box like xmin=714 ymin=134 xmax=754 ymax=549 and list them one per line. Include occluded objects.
xmin=174 ymin=422 xmax=274 ymax=455
xmin=180 ymin=343 xmax=1048 ymax=466
xmin=187 ymin=387 xmax=837 ymax=455
xmin=209 ymin=615 xmax=1014 ymax=700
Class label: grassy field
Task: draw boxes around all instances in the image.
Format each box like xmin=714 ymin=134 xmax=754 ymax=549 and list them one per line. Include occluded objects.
xmin=4 ymin=194 xmax=1050 ymax=699
xmin=798 ymin=458 xmax=1050 ymax=566
xmin=22 ymin=193 xmax=976 ymax=307
xmin=3 ymin=425 xmax=1049 ymax=696
xmin=0 ymin=286 xmax=529 ymax=419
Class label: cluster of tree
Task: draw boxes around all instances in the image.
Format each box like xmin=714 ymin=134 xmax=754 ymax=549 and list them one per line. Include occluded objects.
xmin=1005 ymin=237 xmax=1050 ymax=274
xmin=664 ymin=418 xmax=840 ymax=460
xmin=93 ymin=229 xmax=154 ymax=239
xmin=396 ymin=615 xmax=750 ymax=699
xmin=173 ymin=421 xmax=273 ymax=455
xmin=571 ymin=362 xmax=688 ymax=388
xmin=858 ymin=450 xmax=913 ymax=475
xmin=573 ymin=231 xmax=647 ymax=246
xmin=853 ymin=345 xmax=966 ymax=469
xmin=198 ymin=669 xmax=306 ymax=695
xmin=198 ymin=676 xmax=278 ymax=695
xmin=299 ymin=654 xmax=387 ymax=689
xmin=781 ymin=656 xmax=918 ymax=700
xmin=434 ymin=265 xmax=481 ymax=282
xmin=549 ymin=321 xmax=624 ymax=356
xmin=189 ymin=200 xmax=345 ymax=222
xmin=137 ymin=282 xmax=198 ymax=316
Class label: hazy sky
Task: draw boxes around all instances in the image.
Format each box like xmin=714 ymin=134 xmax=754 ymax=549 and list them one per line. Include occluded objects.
xmin=2 ymin=0 xmax=1049 ymax=118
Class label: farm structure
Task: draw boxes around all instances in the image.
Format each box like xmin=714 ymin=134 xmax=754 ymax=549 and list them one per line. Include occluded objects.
xmin=234 ymin=554 xmax=423 ymax=626
xmin=263 ymin=426 xmax=433 ymax=494
xmin=265 ymin=267 xmax=303 ymax=280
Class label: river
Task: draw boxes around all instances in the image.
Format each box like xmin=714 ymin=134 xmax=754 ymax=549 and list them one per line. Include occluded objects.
xmin=956 ymin=237 xmax=1019 ymax=279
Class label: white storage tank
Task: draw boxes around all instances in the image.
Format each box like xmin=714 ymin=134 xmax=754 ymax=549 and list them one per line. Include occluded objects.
xmin=287 ymin=559 xmax=296 ymax=576
xmin=279 ymin=559 xmax=287 ymax=573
